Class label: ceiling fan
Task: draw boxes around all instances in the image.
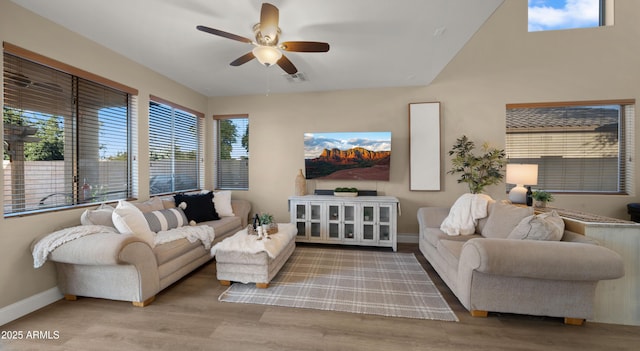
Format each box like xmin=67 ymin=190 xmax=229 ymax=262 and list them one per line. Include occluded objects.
xmin=196 ymin=2 xmax=329 ymax=75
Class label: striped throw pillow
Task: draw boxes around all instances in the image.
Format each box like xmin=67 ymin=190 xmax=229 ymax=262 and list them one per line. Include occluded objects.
xmin=143 ymin=208 xmax=189 ymax=233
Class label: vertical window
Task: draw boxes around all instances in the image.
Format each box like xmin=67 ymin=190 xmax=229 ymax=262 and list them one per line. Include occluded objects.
xmin=506 ymin=100 xmax=634 ymax=194
xmin=214 ymin=115 xmax=249 ymax=190
xmin=148 ymin=97 xmax=203 ymax=195
xmin=528 ymin=0 xmax=611 ymax=32
xmin=3 ymin=50 xmax=133 ymax=216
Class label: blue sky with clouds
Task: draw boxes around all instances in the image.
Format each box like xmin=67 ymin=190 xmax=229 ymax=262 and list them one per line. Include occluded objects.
xmin=528 ymin=0 xmax=599 ymax=32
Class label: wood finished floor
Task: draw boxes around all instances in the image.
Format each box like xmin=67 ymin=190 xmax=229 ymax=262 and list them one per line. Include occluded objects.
xmin=2 ymin=243 xmax=639 ymax=351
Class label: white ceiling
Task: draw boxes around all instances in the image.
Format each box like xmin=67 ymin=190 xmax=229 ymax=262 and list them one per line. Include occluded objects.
xmin=11 ymin=0 xmax=504 ymax=97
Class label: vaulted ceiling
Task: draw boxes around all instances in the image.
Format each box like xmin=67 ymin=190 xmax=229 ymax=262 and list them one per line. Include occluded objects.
xmin=11 ymin=0 xmax=504 ymax=97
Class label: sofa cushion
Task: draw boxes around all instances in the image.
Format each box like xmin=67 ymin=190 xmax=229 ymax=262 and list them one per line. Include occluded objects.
xmin=423 ymin=227 xmax=482 ymax=248
xmin=153 ymin=238 xmax=202 ymax=266
xmin=80 ymin=203 xmax=115 ymax=228
xmin=508 ymin=210 xmax=565 ymax=241
xmin=437 ymin=240 xmax=465 ymax=270
xmin=480 ymin=202 xmax=534 ymax=239
xmin=112 ymin=200 xmax=156 ymax=247
xmin=174 ymin=192 xmax=220 ymax=223
xmin=198 ymin=216 xmax=242 ymax=236
xmin=143 ymin=208 xmax=189 ymax=233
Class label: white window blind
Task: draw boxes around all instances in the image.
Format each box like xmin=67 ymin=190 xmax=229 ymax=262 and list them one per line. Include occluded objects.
xmin=215 ymin=116 xmax=249 ymax=190
xmin=148 ymin=99 xmax=202 ymax=195
xmin=506 ymin=101 xmax=634 ymax=194
xmin=3 ymin=52 xmax=132 ymax=216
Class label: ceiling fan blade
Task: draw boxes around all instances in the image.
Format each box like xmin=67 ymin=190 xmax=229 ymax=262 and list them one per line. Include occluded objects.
xmin=196 ymin=25 xmax=252 ymax=44
xmin=230 ymin=52 xmax=256 ymax=66
xmin=280 ymin=41 xmax=330 ymax=53
xmin=260 ymin=3 xmax=279 ymax=39
xmin=276 ymin=54 xmax=298 ymax=74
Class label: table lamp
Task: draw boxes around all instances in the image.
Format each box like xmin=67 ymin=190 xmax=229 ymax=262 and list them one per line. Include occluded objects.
xmin=506 ymin=164 xmax=538 ymax=204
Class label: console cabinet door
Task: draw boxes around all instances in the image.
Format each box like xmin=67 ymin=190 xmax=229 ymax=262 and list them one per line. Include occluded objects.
xmin=291 ymin=201 xmax=322 ymax=241
xmin=378 ymin=204 xmax=394 ymax=246
xmin=360 ymin=203 xmax=378 ymax=245
xmin=292 ymin=202 xmax=308 ymax=240
xmin=308 ymin=202 xmax=323 ymax=241
xmin=327 ymin=204 xmax=342 ymax=241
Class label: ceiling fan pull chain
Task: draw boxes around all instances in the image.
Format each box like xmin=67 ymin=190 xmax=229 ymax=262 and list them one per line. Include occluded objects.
xmin=265 ymin=67 xmax=271 ymax=96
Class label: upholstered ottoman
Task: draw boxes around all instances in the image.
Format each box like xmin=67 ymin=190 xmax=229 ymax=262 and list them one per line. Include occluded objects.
xmin=212 ymin=223 xmax=297 ymax=288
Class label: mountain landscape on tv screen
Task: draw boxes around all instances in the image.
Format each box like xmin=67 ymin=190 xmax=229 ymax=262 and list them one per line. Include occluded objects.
xmin=304 ymin=132 xmax=391 ymax=180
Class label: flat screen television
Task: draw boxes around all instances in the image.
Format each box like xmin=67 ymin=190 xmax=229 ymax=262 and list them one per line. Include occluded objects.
xmin=304 ymin=132 xmax=391 ymax=180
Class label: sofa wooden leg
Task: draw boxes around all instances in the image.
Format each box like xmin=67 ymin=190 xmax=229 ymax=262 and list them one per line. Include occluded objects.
xmin=256 ymin=282 xmax=269 ymax=289
xmin=63 ymin=294 xmax=77 ymax=301
xmin=132 ymin=296 xmax=155 ymax=307
xmin=564 ymin=318 xmax=585 ymax=326
xmin=470 ymin=310 xmax=488 ymax=318
xmin=219 ymin=280 xmax=231 ymax=286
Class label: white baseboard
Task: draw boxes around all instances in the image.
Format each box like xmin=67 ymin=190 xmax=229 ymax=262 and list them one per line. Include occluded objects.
xmin=397 ymin=232 xmax=419 ymax=244
xmin=0 ymin=287 xmax=62 ymax=326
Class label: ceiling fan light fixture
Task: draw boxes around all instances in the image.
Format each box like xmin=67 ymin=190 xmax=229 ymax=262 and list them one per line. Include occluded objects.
xmin=252 ymin=46 xmax=282 ymax=67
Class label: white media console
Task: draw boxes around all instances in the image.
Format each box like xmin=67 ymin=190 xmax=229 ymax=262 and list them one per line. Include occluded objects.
xmin=288 ymin=195 xmax=399 ymax=251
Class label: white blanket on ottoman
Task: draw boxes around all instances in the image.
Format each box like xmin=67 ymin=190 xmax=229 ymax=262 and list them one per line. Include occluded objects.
xmin=210 ymin=223 xmax=296 ymax=258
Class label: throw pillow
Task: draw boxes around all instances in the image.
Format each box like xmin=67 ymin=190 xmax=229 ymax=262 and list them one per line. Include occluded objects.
xmin=480 ymin=202 xmax=534 ymax=239
xmin=174 ymin=192 xmax=220 ymax=223
xmin=508 ymin=210 xmax=565 ymax=241
xmin=143 ymin=208 xmax=189 ymax=233
xmin=200 ymin=190 xmax=234 ymax=217
xmin=80 ymin=203 xmax=116 ymax=228
xmin=133 ymin=197 xmax=164 ymax=213
xmin=112 ymin=200 xmax=156 ymax=247
xmin=213 ymin=190 xmax=234 ymax=217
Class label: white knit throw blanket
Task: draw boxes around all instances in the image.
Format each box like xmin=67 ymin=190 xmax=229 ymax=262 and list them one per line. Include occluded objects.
xmin=440 ymin=193 xmax=492 ymax=236
xmin=32 ymin=225 xmax=117 ymax=268
xmin=210 ymin=223 xmax=296 ymax=259
xmin=155 ymin=225 xmax=215 ymax=250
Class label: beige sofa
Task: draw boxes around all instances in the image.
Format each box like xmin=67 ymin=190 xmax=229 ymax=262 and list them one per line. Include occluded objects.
xmin=38 ymin=198 xmax=251 ymax=307
xmin=418 ymin=201 xmax=624 ymax=325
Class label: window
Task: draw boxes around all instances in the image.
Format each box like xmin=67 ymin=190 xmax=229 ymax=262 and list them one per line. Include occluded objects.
xmin=148 ymin=97 xmax=203 ymax=195
xmin=506 ymin=100 xmax=635 ymax=194
xmin=214 ymin=115 xmax=249 ymax=190
xmin=3 ymin=47 xmax=134 ymax=216
xmin=528 ymin=0 xmax=612 ymax=32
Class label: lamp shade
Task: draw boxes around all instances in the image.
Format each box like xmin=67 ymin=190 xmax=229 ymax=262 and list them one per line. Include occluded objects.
xmin=506 ymin=164 xmax=538 ymax=186
xmin=506 ymin=164 xmax=538 ymax=204
xmin=252 ymin=46 xmax=282 ymax=66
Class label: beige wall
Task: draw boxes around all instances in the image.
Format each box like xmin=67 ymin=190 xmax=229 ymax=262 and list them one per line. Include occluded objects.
xmin=211 ymin=0 xmax=640 ymax=235
xmin=2 ymin=0 xmax=640 ymax=314
xmin=0 ymin=0 xmax=207 ymax=309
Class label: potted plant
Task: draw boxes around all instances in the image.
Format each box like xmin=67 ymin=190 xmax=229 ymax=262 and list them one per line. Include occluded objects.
xmin=258 ymin=213 xmax=278 ymax=234
xmin=334 ymin=187 xmax=358 ymax=197
xmin=531 ymin=190 xmax=554 ymax=208
xmin=447 ymin=135 xmax=507 ymax=194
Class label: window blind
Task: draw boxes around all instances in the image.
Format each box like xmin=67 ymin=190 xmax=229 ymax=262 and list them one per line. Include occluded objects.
xmin=77 ymin=79 xmax=130 ymax=203
xmin=148 ymin=99 xmax=202 ymax=195
xmin=3 ymin=52 xmax=131 ymax=216
xmin=506 ymin=101 xmax=634 ymax=194
xmin=215 ymin=116 xmax=249 ymax=190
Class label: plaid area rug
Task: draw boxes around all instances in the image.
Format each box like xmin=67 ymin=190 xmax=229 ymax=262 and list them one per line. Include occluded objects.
xmin=218 ymin=247 xmax=458 ymax=321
